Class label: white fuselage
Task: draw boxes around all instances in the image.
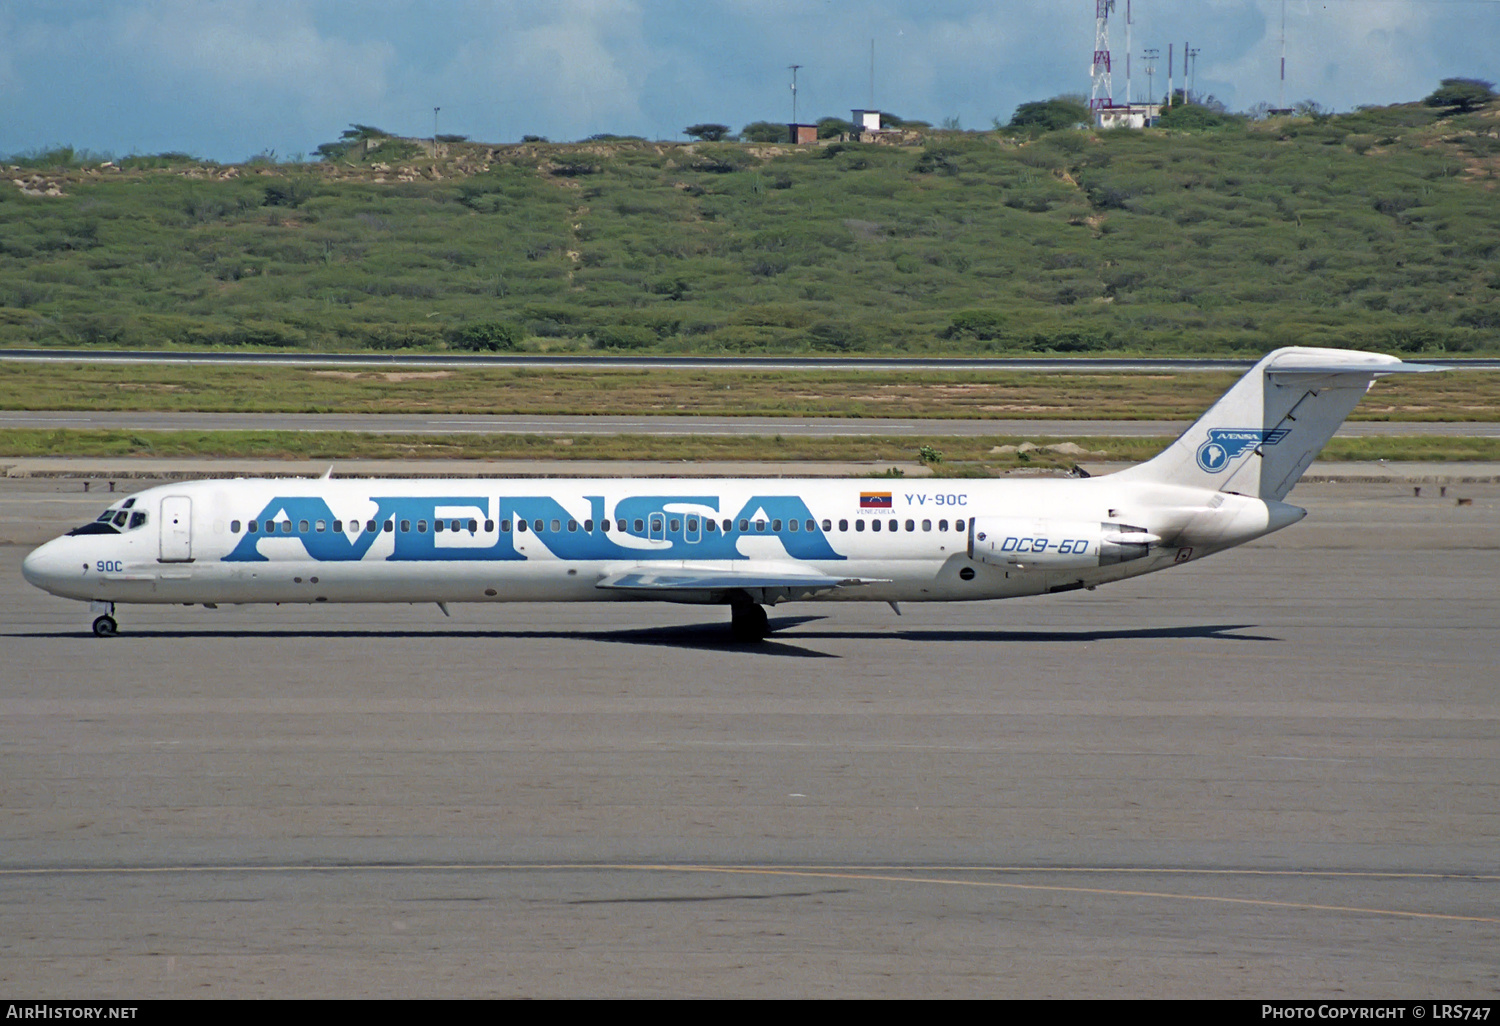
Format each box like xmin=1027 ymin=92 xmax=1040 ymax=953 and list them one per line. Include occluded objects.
xmin=21 ymin=474 xmax=1304 ymax=609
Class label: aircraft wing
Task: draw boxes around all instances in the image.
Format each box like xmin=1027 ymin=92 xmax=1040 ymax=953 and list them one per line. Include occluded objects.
xmin=596 ymin=564 xmax=888 ymax=602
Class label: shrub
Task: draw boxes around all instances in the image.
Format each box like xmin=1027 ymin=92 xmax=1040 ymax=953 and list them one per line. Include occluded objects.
xmin=446 ymin=322 xmax=522 ymax=351
xmin=591 ymin=325 xmax=657 ymax=349
xmin=942 ymin=310 xmax=1007 ymax=341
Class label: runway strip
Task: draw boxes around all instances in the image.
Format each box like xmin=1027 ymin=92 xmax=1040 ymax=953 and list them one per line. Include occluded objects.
xmin=2 ymin=479 xmax=1496 ymax=997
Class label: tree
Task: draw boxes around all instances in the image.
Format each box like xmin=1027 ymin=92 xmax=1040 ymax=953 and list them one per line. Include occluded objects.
xmin=684 ymin=123 xmax=731 ymax=142
xmin=1424 ymin=78 xmax=1497 ymax=114
xmin=739 ymin=121 xmax=789 ymax=143
xmin=314 ymin=123 xmax=392 ymax=162
xmin=1008 ymin=97 xmax=1090 ymax=133
xmin=1156 ymin=102 xmax=1238 ymax=130
xmin=816 ymin=117 xmax=854 ymax=139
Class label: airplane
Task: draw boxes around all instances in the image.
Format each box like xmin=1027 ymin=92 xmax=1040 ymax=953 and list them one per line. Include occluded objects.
xmin=22 ymin=346 xmax=1438 ymax=641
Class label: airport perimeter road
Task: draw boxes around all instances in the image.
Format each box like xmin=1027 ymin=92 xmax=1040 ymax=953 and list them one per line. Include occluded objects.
xmin=3 ymin=410 xmax=1499 ymax=438
xmin=1 ymin=480 xmax=1496 ymax=998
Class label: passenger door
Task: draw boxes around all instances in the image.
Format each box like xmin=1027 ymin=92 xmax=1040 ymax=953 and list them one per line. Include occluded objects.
xmin=159 ymin=496 xmax=193 ymax=562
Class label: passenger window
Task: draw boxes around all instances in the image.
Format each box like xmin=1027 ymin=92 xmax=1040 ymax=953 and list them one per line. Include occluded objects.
xmin=600 ymin=520 xmax=610 ymax=533
xmin=756 ymin=520 xmax=766 ymax=532
xmin=856 ymin=520 xmax=866 ymax=532
xmin=955 ymin=519 xmax=966 ymax=531
xmin=333 ymin=521 xmax=342 ymax=533
xmin=299 ymin=520 xmax=310 ymax=533
xmin=687 ymin=517 xmax=698 ymax=531
xmin=923 ymin=519 xmax=932 ymax=531
xmin=772 ymin=519 xmax=782 ymax=531
xmin=906 ymin=519 xmax=915 ymax=532
xmin=533 ymin=520 xmax=544 ymax=533
xmin=669 ymin=519 xmax=679 ymax=532
xmin=248 ymin=521 xmax=259 ymax=533
xmin=434 ymin=520 xmax=445 ymax=533
xmin=470 ymin=520 xmax=480 ymax=532
xmin=704 ymin=520 xmax=715 ymax=532
xmin=495 ymin=520 xmax=506 ymax=532
xmin=872 ymin=519 xmax=881 ymax=532
xmin=738 ymin=519 xmax=749 ymax=532
xmin=400 ymin=520 xmax=411 ymax=532
xmin=939 ymin=519 xmax=949 ymax=531
xmin=633 ymin=519 xmax=644 ymax=533
xmin=383 ymin=521 xmax=394 ymax=533
xmin=316 ymin=520 xmax=327 ymax=532
xmin=418 ymin=520 xmax=428 ymax=533
xmin=788 ymin=519 xmax=797 ymax=532
xmin=839 ymin=519 xmax=848 ymax=532
xmin=807 ymin=519 xmax=816 ymax=532
xmin=584 ymin=519 xmax=594 ymax=532
xmin=516 ymin=520 xmax=527 ymax=533
xmin=821 ymin=519 xmax=832 ymax=532
xmin=568 ymin=520 xmax=578 ymax=532
xmin=366 ymin=520 xmax=377 ymax=533
xmin=550 ymin=519 xmax=561 ymax=533
xmin=722 ymin=519 xmax=732 ymax=532
xmin=617 ymin=519 xmax=627 ymax=532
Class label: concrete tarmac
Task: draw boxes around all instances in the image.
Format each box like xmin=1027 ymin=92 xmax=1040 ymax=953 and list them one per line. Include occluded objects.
xmin=0 ymin=476 xmax=1496 ymax=998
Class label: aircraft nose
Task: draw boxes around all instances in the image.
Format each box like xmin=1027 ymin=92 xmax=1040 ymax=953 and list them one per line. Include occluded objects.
xmin=22 ymin=539 xmax=74 ymax=592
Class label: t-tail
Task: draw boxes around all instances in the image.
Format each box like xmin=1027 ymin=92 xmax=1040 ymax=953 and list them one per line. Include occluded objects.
xmin=1113 ymin=347 xmax=1443 ymax=501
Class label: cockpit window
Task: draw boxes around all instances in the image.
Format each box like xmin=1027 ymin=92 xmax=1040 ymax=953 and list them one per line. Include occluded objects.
xmin=70 ymin=502 xmax=148 ymax=536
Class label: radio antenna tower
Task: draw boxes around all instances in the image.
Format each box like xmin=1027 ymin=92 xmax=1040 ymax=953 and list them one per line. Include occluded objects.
xmin=1278 ymin=0 xmax=1288 ymax=110
xmin=789 ymin=64 xmax=802 ymax=124
xmin=1123 ymin=0 xmax=1133 ymax=106
xmin=1143 ymin=48 xmax=1159 ymax=111
xmin=1091 ymin=0 xmax=1116 ymax=110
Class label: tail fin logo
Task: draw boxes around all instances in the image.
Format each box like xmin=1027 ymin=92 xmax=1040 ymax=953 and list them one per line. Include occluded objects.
xmin=1195 ymin=428 xmax=1290 ymax=473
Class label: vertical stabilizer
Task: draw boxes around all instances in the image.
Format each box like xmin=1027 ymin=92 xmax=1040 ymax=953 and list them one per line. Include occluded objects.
xmin=1113 ymin=347 xmax=1440 ymax=500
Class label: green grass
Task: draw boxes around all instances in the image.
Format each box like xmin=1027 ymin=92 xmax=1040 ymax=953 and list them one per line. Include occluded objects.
xmin=0 ymin=363 xmax=1494 ymax=421
xmin=2 ymin=429 xmax=1494 ymax=467
xmin=3 ymin=98 xmax=1499 ymax=357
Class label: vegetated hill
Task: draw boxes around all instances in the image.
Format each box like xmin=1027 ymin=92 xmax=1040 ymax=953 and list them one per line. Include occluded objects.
xmin=1 ymin=101 xmax=1497 ymax=357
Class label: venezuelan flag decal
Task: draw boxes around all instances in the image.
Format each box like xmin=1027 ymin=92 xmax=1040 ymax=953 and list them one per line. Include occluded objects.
xmin=859 ymin=491 xmax=893 ymax=510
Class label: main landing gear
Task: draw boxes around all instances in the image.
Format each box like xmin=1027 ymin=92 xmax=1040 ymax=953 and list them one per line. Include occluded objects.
xmin=729 ymin=601 xmax=769 ymax=642
xmin=90 ymin=602 xmax=118 ymax=638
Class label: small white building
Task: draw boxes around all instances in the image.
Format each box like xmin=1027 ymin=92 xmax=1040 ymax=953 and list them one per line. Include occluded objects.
xmin=850 ymin=109 xmax=885 ymax=133
xmin=1094 ymin=103 xmax=1159 ymax=130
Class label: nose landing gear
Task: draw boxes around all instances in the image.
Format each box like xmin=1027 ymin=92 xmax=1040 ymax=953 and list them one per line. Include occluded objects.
xmin=90 ymin=602 xmax=118 ymax=638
